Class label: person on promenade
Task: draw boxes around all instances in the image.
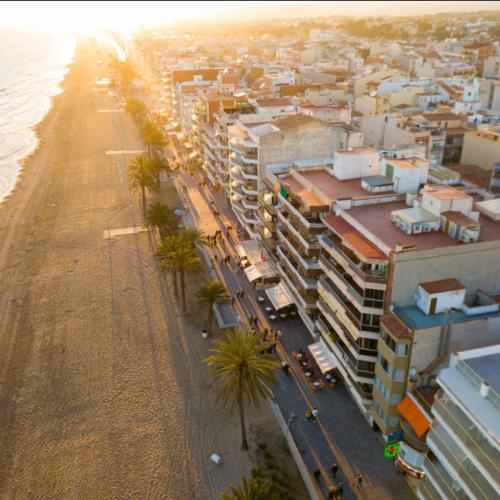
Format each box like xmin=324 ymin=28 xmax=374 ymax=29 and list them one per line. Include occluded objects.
xmin=331 ymin=463 xmax=338 ymax=479
xmin=328 ymin=486 xmax=335 ymax=500
xmin=355 ymin=474 xmax=363 ymax=489
xmin=313 ymin=469 xmax=321 ymax=481
xmin=311 ymin=408 xmax=319 ymax=423
xmin=239 ymin=289 xmax=245 ymax=299
xmin=230 ymin=297 xmax=235 ymax=305
xmin=281 ymin=361 xmax=289 ymax=375
xmin=202 ymin=329 xmax=208 ymax=339
xmin=305 ymin=408 xmax=312 ymax=423
xmin=334 ymin=482 xmax=343 ymax=499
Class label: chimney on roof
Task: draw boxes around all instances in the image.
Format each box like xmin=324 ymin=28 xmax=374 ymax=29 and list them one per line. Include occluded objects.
xmin=480 ymin=382 xmax=491 ymax=398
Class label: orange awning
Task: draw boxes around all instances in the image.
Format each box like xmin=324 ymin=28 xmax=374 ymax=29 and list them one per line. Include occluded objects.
xmin=397 ymin=396 xmax=431 ymax=438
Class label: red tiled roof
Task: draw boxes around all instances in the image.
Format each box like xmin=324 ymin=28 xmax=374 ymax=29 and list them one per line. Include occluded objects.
xmin=256 ymin=98 xmax=293 ymax=107
xmin=421 ymin=112 xmax=460 ymax=122
xmin=323 ymin=214 xmax=388 ymax=263
xmin=380 ymin=314 xmax=412 ymax=340
xmin=172 ymin=69 xmax=221 ymax=85
xmin=463 ymin=42 xmax=494 ymax=50
xmin=419 ymin=278 xmax=465 ymax=294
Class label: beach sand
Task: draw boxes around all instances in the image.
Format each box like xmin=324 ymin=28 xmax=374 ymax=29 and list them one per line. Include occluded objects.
xmin=0 ymin=37 xmax=302 ymax=499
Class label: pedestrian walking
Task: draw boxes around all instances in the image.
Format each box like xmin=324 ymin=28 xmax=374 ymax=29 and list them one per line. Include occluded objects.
xmin=305 ymin=408 xmax=312 ymax=423
xmin=277 ymin=328 xmax=283 ymax=338
xmin=328 ymin=486 xmax=335 ymax=500
xmin=331 ymin=463 xmax=338 ymax=480
xmin=334 ymin=482 xmax=343 ymax=499
xmin=231 ymin=297 xmax=235 ymax=305
xmin=240 ymin=290 xmax=245 ymax=299
xmin=225 ymin=256 xmax=230 ymax=264
xmin=355 ymin=474 xmax=363 ymax=489
xmin=314 ymin=469 xmax=321 ymax=481
xmin=311 ymin=408 xmax=319 ymax=423
xmin=281 ymin=361 xmax=290 ymax=375
xmin=202 ymin=329 xmax=208 ymax=339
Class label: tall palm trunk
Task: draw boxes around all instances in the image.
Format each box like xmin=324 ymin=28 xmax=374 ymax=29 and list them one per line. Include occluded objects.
xmin=180 ymin=270 xmax=187 ymax=313
xmin=238 ymin=371 xmax=248 ymax=450
xmin=171 ymin=269 xmax=179 ymax=298
xmin=208 ymin=304 xmax=213 ymax=335
xmin=141 ymin=186 xmax=146 ymax=215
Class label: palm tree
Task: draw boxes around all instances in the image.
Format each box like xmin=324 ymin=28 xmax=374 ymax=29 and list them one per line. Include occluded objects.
xmin=128 ymin=166 xmax=156 ymax=216
xmin=145 ymin=201 xmax=179 ymax=237
xmin=220 ymin=473 xmax=273 ymax=500
xmin=148 ymin=156 xmax=170 ymax=186
xmin=128 ymin=154 xmax=151 ymax=174
xmin=140 ymin=120 xmax=164 ymax=158
xmin=155 ymin=234 xmax=185 ymax=297
xmin=180 ymin=227 xmax=208 ymax=249
xmin=172 ymin=246 xmax=202 ymax=313
xmin=125 ymin=97 xmax=147 ymax=123
xmin=205 ymin=329 xmax=279 ymax=450
xmin=196 ymin=281 xmax=231 ymax=335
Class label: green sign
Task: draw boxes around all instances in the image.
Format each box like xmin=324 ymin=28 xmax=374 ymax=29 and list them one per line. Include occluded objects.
xmin=384 ymin=442 xmax=400 ymax=458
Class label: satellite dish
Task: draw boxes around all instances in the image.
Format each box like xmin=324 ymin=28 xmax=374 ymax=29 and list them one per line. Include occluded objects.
xmin=409 ymin=367 xmax=417 ymax=377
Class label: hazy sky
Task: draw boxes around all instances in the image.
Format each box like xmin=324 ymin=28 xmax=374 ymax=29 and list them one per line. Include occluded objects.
xmin=2 ymin=1 xmax=500 ymax=31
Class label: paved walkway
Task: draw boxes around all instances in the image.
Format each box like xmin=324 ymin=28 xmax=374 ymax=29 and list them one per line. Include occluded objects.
xmin=170 ymin=162 xmax=414 ymax=500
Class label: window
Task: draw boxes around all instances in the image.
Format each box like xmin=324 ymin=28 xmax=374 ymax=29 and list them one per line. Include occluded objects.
xmin=394 ymin=369 xmax=405 ymax=382
xmin=390 ymin=393 xmax=402 ymax=406
xmin=396 ymin=343 xmax=409 ymax=356
xmin=389 ymin=416 xmax=400 ymax=428
xmin=378 ymin=353 xmax=394 ymax=378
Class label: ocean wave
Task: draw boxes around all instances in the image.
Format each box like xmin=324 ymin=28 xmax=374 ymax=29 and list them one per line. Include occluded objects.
xmin=0 ymin=29 xmax=75 ymax=202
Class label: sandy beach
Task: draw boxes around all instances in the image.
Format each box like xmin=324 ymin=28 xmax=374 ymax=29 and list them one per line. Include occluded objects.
xmin=0 ymin=36 xmax=303 ymax=499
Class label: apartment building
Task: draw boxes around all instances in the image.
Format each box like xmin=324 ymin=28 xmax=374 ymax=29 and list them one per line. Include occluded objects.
xmin=418 ymin=345 xmax=500 ymax=500
xmin=316 ymin=176 xmax=500 ymax=417
xmin=461 ymin=126 xmax=500 ymax=171
xmin=227 ymin=114 xmax=334 ymax=237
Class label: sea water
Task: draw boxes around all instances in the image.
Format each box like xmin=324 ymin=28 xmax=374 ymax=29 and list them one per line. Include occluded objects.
xmin=0 ymin=28 xmax=76 ymax=202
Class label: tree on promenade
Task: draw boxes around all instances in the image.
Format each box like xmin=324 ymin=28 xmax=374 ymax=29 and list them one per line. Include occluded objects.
xmin=128 ymin=155 xmax=156 ymax=215
xmin=180 ymin=227 xmax=208 ymax=249
xmin=140 ymin=120 xmax=165 ymax=158
xmin=145 ymin=201 xmax=178 ymax=238
xmin=220 ymin=469 xmax=276 ymax=500
xmin=165 ymin=246 xmax=202 ymax=313
xmin=196 ymin=281 xmax=231 ymax=335
xmin=205 ymin=329 xmax=279 ymax=451
xmin=148 ymin=156 xmax=170 ymax=186
xmin=155 ymin=234 xmax=185 ymax=297
xmin=125 ymin=97 xmax=147 ymax=123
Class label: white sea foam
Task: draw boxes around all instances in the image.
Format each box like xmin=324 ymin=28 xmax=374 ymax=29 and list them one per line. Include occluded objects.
xmin=0 ymin=28 xmax=76 ymax=202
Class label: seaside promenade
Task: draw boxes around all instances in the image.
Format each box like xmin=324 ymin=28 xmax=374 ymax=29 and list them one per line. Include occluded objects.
xmin=0 ymin=38 xmax=261 ymax=499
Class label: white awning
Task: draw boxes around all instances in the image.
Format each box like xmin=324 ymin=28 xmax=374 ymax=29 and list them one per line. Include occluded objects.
xmin=236 ymin=240 xmax=263 ymax=263
xmin=308 ymin=341 xmax=338 ymax=374
xmin=244 ymin=261 xmax=279 ymax=283
xmin=265 ymin=282 xmax=294 ymax=311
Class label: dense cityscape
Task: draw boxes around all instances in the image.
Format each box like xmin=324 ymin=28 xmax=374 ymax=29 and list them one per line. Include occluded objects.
xmin=0 ymin=2 xmax=499 ymax=499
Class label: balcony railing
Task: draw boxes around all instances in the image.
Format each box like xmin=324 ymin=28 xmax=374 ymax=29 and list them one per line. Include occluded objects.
xmin=423 ymin=456 xmax=467 ymax=500
xmin=277 ymin=246 xmax=318 ymax=290
xmin=433 ymin=396 xmax=500 ymax=485
xmin=428 ymin=425 xmax=497 ymax=500
xmin=320 ymin=254 xmax=384 ymax=311
xmin=320 ymin=235 xmax=387 ymax=284
xmin=277 ymin=228 xmax=320 ymax=271
xmin=278 ymin=264 xmax=317 ymax=311
xmin=277 ymin=211 xmax=320 ymax=251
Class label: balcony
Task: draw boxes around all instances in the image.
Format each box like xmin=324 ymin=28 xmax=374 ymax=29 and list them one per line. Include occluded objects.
xmin=280 ymin=196 xmax=326 ymax=230
xmin=319 ymin=235 xmax=387 ymax=286
xmin=277 ymin=228 xmax=320 ymax=271
xmin=278 ymin=263 xmax=317 ymax=312
xmin=423 ymin=456 xmax=468 ymax=500
xmin=242 ymin=198 xmax=259 ymax=210
xmin=243 ymin=183 xmax=258 ymax=195
xmin=427 ymin=425 xmax=498 ymax=500
xmin=277 ymin=246 xmax=318 ymax=290
xmin=277 ymin=210 xmax=320 ymax=251
xmin=241 ymin=166 xmax=258 ymax=180
xmin=433 ymin=395 xmax=500 ymax=487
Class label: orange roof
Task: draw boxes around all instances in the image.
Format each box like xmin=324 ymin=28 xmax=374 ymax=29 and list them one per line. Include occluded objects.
xmin=255 ymin=98 xmax=292 ymax=107
xmin=380 ymin=314 xmax=412 ymax=340
xmin=397 ymin=396 xmax=431 ymax=438
xmin=420 ymin=278 xmax=465 ymax=294
xmin=172 ymin=69 xmax=221 ymax=85
xmin=323 ymin=215 xmax=388 ymax=263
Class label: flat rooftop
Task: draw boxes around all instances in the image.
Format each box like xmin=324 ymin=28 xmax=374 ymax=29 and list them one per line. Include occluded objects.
xmin=347 ymin=201 xmax=500 ymax=252
xmin=281 ymin=169 xmax=392 ymax=204
xmin=465 ymin=351 xmax=500 ymax=395
xmin=394 ymin=305 xmax=499 ymax=330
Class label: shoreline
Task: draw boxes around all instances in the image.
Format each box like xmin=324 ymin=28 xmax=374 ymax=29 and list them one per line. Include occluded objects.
xmin=0 ymin=59 xmax=76 ymax=207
